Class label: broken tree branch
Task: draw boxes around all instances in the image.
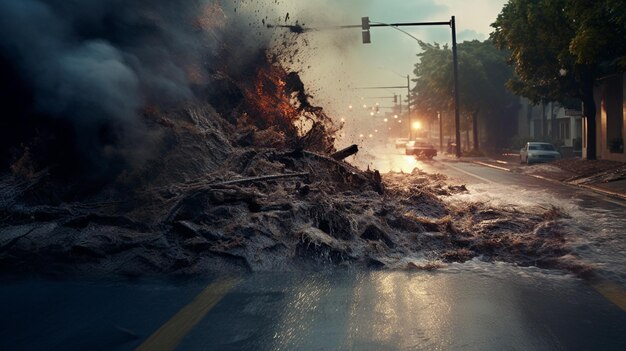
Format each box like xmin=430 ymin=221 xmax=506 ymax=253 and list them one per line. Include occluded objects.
xmin=209 ymin=172 xmax=310 ymax=187
xmin=302 ymin=150 xmax=363 ymax=175
xmin=330 ymin=144 xmax=359 ymax=160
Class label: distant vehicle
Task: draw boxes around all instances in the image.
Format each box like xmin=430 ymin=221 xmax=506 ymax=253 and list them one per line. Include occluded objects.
xmin=520 ymin=142 xmax=561 ymax=164
xmin=395 ymin=138 xmax=409 ymax=149
xmin=406 ymin=139 xmax=437 ymax=159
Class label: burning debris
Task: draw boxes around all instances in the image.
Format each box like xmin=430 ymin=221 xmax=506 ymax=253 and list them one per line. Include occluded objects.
xmin=0 ymin=101 xmax=583 ymax=277
xmin=0 ymin=1 xmax=585 ymax=278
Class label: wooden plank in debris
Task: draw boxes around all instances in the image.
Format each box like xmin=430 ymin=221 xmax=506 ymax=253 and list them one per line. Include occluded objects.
xmin=330 ymin=144 xmax=359 ymax=160
xmin=209 ymin=172 xmax=309 ymax=187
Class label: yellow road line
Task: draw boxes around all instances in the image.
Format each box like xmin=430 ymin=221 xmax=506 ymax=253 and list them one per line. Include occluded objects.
xmin=591 ymin=280 xmax=626 ymax=312
xmin=136 ymin=278 xmax=241 ymax=351
xmin=442 ymin=162 xmax=494 ymax=183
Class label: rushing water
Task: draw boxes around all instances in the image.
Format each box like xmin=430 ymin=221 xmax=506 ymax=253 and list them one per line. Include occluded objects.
xmin=448 ymin=179 xmax=626 ymax=287
xmin=355 ymin=142 xmax=626 ymax=287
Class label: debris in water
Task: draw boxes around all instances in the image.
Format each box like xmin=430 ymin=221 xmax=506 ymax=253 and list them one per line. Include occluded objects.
xmin=0 ymin=1 xmax=584 ymax=279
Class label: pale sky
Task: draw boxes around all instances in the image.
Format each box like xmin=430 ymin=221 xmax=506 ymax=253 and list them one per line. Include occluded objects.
xmin=261 ymin=0 xmax=509 ymax=141
xmin=271 ymin=0 xmax=508 ymax=107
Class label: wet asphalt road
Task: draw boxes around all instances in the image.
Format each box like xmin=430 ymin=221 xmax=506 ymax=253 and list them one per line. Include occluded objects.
xmin=367 ymin=145 xmax=626 ymax=285
xmin=433 ymin=159 xmax=626 ymax=286
xmin=2 ymin=151 xmax=626 ymax=351
xmin=1 ymin=269 xmax=626 ymax=351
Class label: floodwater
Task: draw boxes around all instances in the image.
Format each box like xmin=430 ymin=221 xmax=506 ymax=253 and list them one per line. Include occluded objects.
xmin=448 ymin=175 xmax=626 ymax=287
xmin=354 ymin=141 xmax=626 ymax=287
xmin=1 ymin=265 xmax=625 ymax=351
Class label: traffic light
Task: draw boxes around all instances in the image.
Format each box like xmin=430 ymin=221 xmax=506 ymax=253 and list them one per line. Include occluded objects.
xmin=393 ymin=95 xmax=398 ymax=103
xmin=361 ymin=17 xmax=371 ymax=44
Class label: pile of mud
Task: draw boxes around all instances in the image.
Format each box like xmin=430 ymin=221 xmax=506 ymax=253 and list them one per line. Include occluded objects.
xmin=0 ymin=100 xmax=587 ymax=277
xmin=0 ymin=1 xmax=587 ymax=278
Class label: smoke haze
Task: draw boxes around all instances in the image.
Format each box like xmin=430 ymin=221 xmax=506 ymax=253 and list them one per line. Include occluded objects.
xmin=0 ymin=0 xmax=278 ymax=176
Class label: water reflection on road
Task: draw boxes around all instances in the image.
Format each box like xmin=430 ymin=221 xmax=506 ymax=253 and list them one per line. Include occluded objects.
xmin=350 ymin=143 xmax=441 ymax=174
xmin=186 ymin=266 xmax=626 ymax=351
xmin=2 ymin=265 xmax=626 ymax=351
xmin=354 ymin=142 xmax=626 ymax=287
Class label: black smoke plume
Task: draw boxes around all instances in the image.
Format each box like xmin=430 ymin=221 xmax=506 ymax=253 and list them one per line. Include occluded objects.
xmin=0 ymin=0 xmax=272 ymax=180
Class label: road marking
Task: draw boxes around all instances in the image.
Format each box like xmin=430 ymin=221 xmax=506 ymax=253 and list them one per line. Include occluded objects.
xmin=441 ymin=162 xmax=494 ymax=183
xmin=472 ymin=161 xmax=511 ymax=172
xmin=591 ymin=280 xmax=626 ymax=312
xmin=136 ymin=277 xmax=241 ymax=351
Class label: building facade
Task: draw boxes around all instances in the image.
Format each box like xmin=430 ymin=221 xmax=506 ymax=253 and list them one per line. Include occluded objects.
xmin=518 ymin=98 xmax=583 ymax=155
xmin=584 ymin=73 xmax=626 ymax=161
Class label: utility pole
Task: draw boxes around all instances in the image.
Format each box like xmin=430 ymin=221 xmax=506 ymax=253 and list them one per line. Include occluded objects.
xmin=451 ymin=16 xmax=461 ymax=157
xmin=407 ymin=75 xmax=412 ymax=140
xmin=360 ymin=16 xmax=462 ymax=157
xmin=355 ymin=83 xmax=412 ymax=139
xmin=272 ymin=16 xmax=462 ymax=156
xmin=438 ymin=111 xmax=443 ymax=152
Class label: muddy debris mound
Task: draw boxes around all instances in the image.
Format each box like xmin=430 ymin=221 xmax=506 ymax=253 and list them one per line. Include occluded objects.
xmin=0 ymin=38 xmax=584 ymax=277
xmin=0 ymin=108 xmax=585 ymax=277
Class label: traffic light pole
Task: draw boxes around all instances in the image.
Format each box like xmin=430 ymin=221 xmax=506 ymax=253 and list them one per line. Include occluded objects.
xmin=407 ymin=75 xmax=412 ymax=140
xmin=355 ymin=82 xmax=412 ymax=139
xmin=270 ymin=16 xmax=462 ymax=157
xmin=450 ymin=16 xmax=461 ymax=158
xmin=358 ymin=17 xmax=462 ymax=157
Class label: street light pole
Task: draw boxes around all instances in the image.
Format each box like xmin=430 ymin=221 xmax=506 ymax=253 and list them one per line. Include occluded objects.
xmin=360 ymin=16 xmax=462 ymax=157
xmin=451 ymin=16 xmax=461 ymax=157
xmin=274 ymin=17 xmax=462 ymax=156
xmin=355 ymin=82 xmax=412 ymax=139
xmin=407 ymin=75 xmax=412 ymax=140
xmin=438 ymin=111 xmax=443 ymax=152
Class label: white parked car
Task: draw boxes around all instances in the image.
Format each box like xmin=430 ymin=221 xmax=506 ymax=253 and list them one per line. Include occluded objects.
xmin=395 ymin=138 xmax=409 ymax=149
xmin=520 ymin=142 xmax=561 ymax=164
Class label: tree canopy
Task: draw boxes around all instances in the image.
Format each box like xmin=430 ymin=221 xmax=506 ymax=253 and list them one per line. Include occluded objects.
xmin=411 ymin=39 xmax=518 ymax=148
xmin=491 ymin=0 xmax=626 ymax=159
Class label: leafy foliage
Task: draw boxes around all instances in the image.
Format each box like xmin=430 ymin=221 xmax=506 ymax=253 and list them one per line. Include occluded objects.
xmin=491 ymin=0 xmax=626 ymax=159
xmin=412 ymin=39 xmax=518 ymax=148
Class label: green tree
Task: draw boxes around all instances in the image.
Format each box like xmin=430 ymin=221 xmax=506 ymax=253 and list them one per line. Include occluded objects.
xmin=412 ymin=39 xmax=518 ymax=149
xmin=491 ymin=0 xmax=626 ymax=159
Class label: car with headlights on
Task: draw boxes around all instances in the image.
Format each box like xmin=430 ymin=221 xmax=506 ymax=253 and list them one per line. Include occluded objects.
xmin=406 ymin=139 xmax=437 ymax=159
xmin=520 ymin=142 xmax=561 ymax=164
xmin=395 ymin=138 xmax=409 ymax=149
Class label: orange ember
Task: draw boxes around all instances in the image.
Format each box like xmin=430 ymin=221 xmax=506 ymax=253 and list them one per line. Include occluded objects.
xmin=243 ymin=64 xmax=300 ymax=134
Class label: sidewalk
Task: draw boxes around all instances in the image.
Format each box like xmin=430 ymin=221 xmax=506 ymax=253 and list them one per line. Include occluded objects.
xmin=454 ymin=150 xmax=626 ymax=200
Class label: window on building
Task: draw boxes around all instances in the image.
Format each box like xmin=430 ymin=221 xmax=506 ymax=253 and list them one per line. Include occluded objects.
xmin=605 ymin=75 xmax=624 ymax=153
xmin=559 ymin=119 xmax=570 ymax=140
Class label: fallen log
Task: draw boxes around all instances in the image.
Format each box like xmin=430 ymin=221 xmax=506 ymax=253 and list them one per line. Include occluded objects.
xmin=330 ymin=144 xmax=359 ymax=160
xmin=302 ymin=150 xmax=362 ymax=175
xmin=163 ymin=172 xmax=310 ymax=223
xmin=209 ymin=172 xmax=310 ymax=187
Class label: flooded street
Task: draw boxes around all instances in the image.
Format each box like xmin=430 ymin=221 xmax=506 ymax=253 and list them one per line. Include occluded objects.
xmin=353 ymin=142 xmax=626 ymax=287
xmin=2 ymin=144 xmax=625 ymax=350
xmin=2 ymin=267 xmax=625 ymax=351
xmin=2 ymin=0 xmax=624 ymax=349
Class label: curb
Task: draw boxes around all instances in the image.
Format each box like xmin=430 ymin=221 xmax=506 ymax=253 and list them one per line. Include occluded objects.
xmin=526 ymin=172 xmax=626 ymax=202
xmin=465 ymin=159 xmax=626 ymax=202
xmin=577 ymin=183 xmax=626 ymax=202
